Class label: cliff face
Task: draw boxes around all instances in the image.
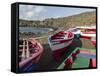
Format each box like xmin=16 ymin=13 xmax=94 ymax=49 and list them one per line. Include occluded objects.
xmin=19 ymin=11 xmax=96 ymax=28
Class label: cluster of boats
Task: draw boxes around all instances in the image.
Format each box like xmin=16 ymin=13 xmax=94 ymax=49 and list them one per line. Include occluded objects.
xmin=19 ymin=25 xmax=96 ymax=72
xmin=48 ymin=26 xmax=96 ymax=61
xmin=48 ymin=26 xmax=96 ymax=52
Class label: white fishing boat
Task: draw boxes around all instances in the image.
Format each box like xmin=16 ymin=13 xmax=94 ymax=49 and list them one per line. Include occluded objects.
xmin=76 ymin=26 xmax=96 ymax=39
xmin=48 ymin=30 xmax=74 ymax=52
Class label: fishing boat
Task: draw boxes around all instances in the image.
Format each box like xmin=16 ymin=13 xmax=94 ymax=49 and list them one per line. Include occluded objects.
xmin=48 ymin=30 xmax=74 ymax=61
xmin=19 ymin=38 xmax=43 ymax=72
xmin=76 ymin=26 xmax=96 ymax=46
xmin=76 ymin=26 xmax=96 ymax=39
xmin=80 ymin=32 xmax=96 ymax=39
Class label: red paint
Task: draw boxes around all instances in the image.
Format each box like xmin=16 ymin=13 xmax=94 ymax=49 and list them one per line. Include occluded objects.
xmin=71 ymin=53 xmax=77 ymax=60
xmin=83 ymin=32 xmax=95 ymax=34
xmin=19 ymin=39 xmax=43 ymax=68
xmin=89 ymin=58 xmax=96 ymax=68
xmin=85 ymin=29 xmax=96 ymax=31
xmin=68 ymin=32 xmax=73 ymax=38
xmin=51 ymin=31 xmax=65 ymax=39
xmin=81 ymin=36 xmax=91 ymax=39
xmin=64 ymin=58 xmax=72 ymax=69
xmin=80 ymin=50 xmax=95 ymax=55
xmin=51 ymin=31 xmax=73 ymax=40
xmin=91 ymin=41 xmax=96 ymax=46
xmin=52 ymin=46 xmax=68 ymax=61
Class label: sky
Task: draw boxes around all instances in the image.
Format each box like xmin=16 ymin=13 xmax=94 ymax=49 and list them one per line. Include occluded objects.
xmin=19 ymin=4 xmax=96 ymax=21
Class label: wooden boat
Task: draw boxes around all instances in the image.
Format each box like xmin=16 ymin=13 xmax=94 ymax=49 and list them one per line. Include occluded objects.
xmin=76 ymin=26 xmax=96 ymax=39
xmin=48 ymin=31 xmax=74 ymax=51
xmin=19 ymin=38 xmax=43 ymax=72
xmin=48 ymin=30 xmax=74 ymax=61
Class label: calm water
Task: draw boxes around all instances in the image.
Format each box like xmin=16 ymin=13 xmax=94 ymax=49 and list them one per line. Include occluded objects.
xmin=19 ymin=27 xmax=53 ymax=33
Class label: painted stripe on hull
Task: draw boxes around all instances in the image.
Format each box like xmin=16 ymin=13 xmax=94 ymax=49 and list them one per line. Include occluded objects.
xmin=83 ymin=32 xmax=96 ymax=34
xmin=51 ymin=37 xmax=73 ymax=42
xmin=78 ymin=53 xmax=96 ymax=58
xmin=81 ymin=33 xmax=96 ymax=37
xmin=51 ymin=38 xmax=73 ymax=45
xmin=81 ymin=36 xmax=91 ymax=39
xmin=50 ymin=40 xmax=73 ymax=51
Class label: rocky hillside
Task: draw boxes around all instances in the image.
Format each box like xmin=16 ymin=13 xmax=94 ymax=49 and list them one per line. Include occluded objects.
xmin=19 ymin=11 xmax=96 ymax=29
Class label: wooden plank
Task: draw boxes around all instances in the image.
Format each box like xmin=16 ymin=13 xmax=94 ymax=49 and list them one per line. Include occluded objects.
xmin=19 ymin=45 xmax=27 ymax=47
xmin=26 ymin=40 xmax=30 ymax=58
xmin=21 ymin=40 xmax=26 ymax=61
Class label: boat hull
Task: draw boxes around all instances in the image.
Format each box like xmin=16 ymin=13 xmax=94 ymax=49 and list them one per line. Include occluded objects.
xmin=81 ymin=32 xmax=96 ymax=39
xmin=48 ymin=31 xmax=74 ymax=61
xmin=48 ymin=38 xmax=73 ymax=51
xmin=48 ymin=36 xmax=73 ymax=61
xmin=49 ymin=39 xmax=73 ymax=61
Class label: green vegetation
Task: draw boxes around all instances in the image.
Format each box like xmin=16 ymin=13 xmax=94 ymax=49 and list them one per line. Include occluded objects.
xmin=19 ymin=11 xmax=96 ymax=29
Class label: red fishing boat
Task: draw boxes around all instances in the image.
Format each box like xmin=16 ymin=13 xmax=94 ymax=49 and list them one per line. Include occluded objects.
xmin=76 ymin=26 xmax=96 ymax=39
xmin=48 ymin=30 xmax=74 ymax=61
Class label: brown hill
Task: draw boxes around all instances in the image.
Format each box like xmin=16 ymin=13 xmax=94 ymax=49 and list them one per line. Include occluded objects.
xmin=19 ymin=11 xmax=96 ymax=29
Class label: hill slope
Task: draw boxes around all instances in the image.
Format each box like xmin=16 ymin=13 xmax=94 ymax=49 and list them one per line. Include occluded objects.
xmin=19 ymin=11 xmax=96 ymax=29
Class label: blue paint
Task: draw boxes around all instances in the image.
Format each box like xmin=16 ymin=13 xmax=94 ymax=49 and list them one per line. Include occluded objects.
xmin=19 ymin=62 xmax=37 ymax=72
xmin=23 ymin=63 xmax=37 ymax=72
xmin=79 ymin=53 xmax=96 ymax=58
xmin=75 ymin=34 xmax=80 ymax=38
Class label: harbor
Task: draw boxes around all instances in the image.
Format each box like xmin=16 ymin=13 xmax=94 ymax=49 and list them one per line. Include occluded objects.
xmin=18 ymin=6 xmax=96 ymax=72
xmin=18 ymin=26 xmax=96 ymax=72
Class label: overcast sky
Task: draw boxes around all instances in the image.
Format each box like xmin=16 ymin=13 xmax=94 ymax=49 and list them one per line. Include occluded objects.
xmin=19 ymin=4 xmax=96 ymax=21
